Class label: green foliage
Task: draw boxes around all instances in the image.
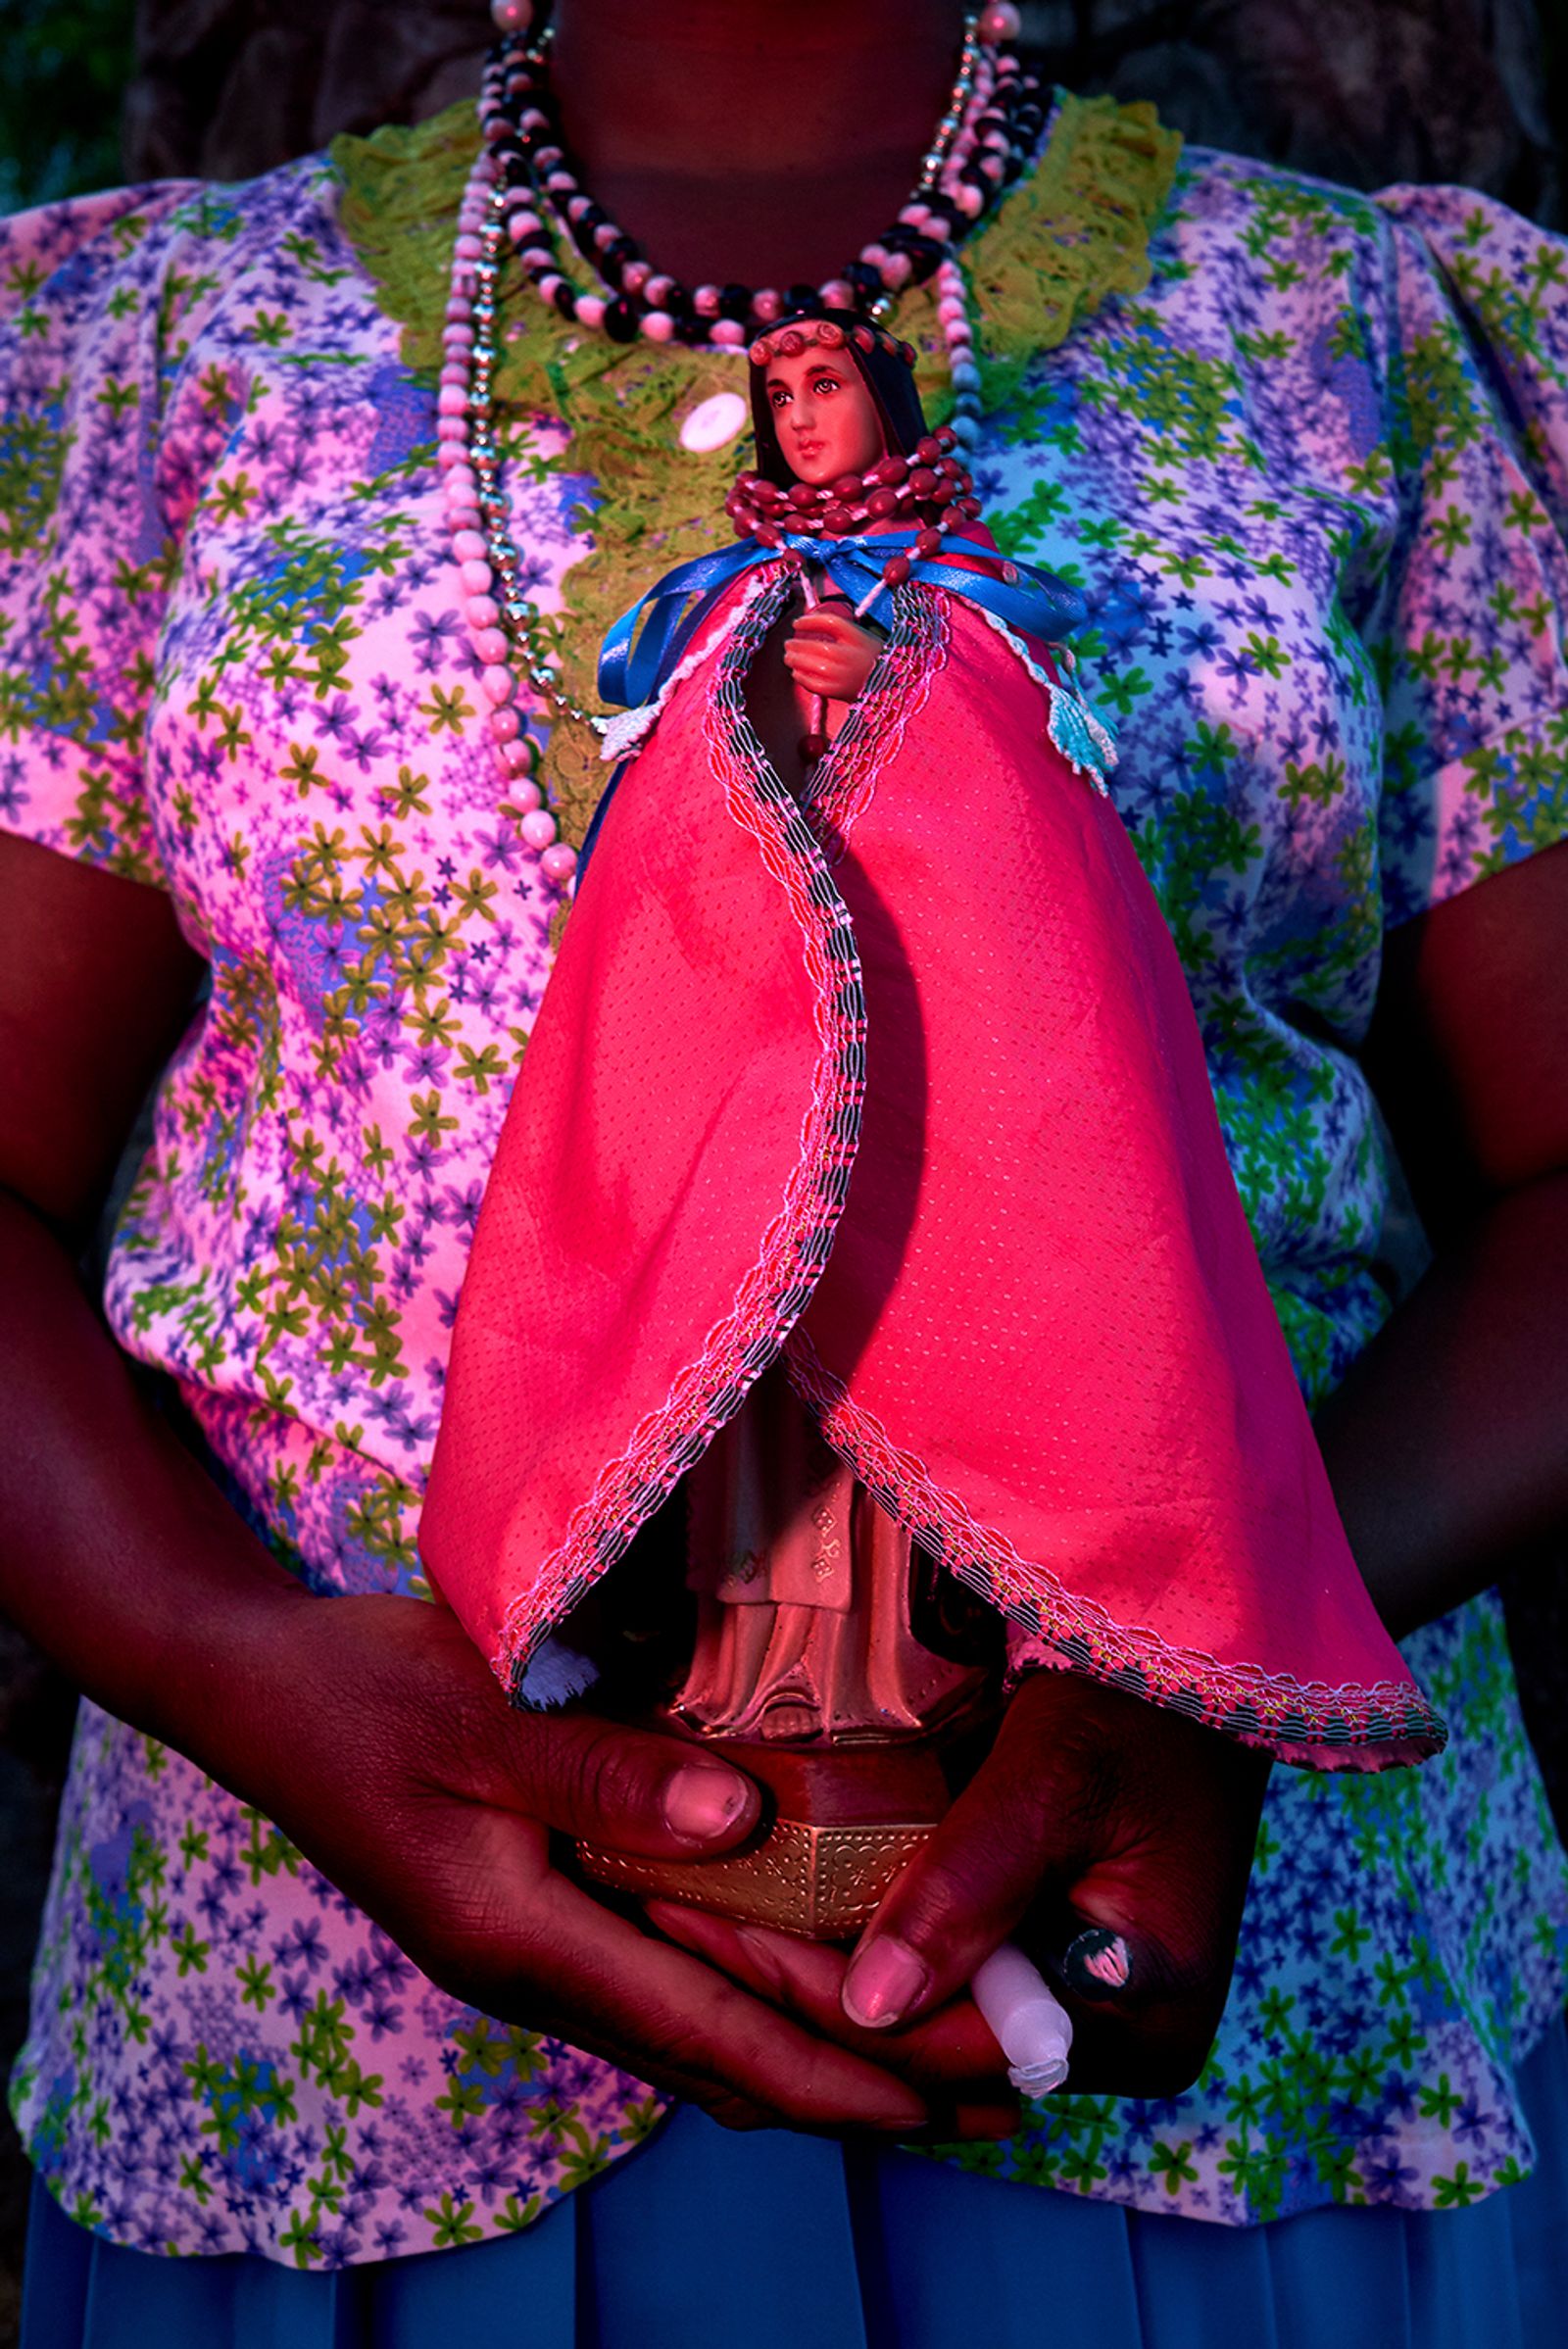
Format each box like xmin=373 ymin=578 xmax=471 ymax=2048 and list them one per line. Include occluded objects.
xmin=0 ymin=0 xmax=134 ymax=215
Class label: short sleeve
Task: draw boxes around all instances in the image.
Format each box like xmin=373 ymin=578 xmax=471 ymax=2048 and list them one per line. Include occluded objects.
xmin=1367 ymin=187 xmax=1568 ymax=928
xmin=0 ymin=185 xmax=196 ymax=888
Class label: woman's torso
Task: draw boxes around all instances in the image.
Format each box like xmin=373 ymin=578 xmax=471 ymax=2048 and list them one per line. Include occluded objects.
xmin=4 ymin=102 xmax=1567 ymax=2257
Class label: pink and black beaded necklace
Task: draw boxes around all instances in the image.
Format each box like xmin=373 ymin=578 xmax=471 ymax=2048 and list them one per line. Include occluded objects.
xmin=436 ymin=0 xmax=1045 ymax=883
xmin=483 ymin=0 xmax=1039 ymax=347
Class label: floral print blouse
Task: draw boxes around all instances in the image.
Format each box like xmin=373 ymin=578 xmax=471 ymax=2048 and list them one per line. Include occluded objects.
xmin=3 ymin=90 xmax=1567 ymax=2265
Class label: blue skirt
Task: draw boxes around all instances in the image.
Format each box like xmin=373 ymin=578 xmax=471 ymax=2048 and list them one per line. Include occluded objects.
xmin=24 ymin=2019 xmax=1568 ymax=2349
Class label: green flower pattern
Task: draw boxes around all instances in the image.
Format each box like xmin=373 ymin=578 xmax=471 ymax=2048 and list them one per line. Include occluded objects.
xmin=2 ymin=114 xmax=1567 ymax=2263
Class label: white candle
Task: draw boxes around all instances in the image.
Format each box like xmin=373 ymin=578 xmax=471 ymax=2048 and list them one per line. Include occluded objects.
xmin=971 ymin=1942 xmax=1073 ymax=2096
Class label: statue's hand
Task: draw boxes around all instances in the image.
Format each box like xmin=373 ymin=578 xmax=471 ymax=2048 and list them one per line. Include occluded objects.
xmin=650 ymin=1670 xmax=1270 ymax=2130
xmin=784 ymin=605 xmax=882 ymax=703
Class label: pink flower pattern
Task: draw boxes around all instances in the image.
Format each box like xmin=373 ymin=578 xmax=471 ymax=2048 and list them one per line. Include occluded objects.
xmin=2 ymin=133 xmax=1567 ymax=2260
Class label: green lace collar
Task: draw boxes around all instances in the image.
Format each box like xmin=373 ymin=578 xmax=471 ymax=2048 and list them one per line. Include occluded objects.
xmin=330 ymin=91 xmax=1180 ymax=843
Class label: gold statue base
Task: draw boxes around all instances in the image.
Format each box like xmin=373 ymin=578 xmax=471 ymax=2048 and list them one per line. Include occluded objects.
xmin=577 ymin=1737 xmax=952 ymax=1941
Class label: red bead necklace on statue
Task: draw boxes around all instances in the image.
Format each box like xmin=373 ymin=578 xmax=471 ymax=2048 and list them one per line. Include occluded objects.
xmin=726 ymin=318 xmax=984 ymax=607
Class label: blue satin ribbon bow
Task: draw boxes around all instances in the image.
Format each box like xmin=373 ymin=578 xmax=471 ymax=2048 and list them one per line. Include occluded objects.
xmin=597 ymin=529 xmax=1088 ymax=710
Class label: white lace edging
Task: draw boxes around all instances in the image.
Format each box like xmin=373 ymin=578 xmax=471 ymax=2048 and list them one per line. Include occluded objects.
xmin=599 ymin=570 xmax=776 ymax=763
xmin=972 ymin=605 xmax=1118 ymax=795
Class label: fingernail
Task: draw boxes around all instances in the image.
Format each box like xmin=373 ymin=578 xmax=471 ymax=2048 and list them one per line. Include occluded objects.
xmin=843 ymin=1935 xmax=930 ymax=2029
xmin=731 ymin=1924 xmax=789 ymax=1996
xmin=1061 ymin=1928 xmax=1132 ymax=1997
xmin=865 ymin=2095 xmax=930 ymax=2135
xmin=663 ymin=1765 xmax=751 ymax=1845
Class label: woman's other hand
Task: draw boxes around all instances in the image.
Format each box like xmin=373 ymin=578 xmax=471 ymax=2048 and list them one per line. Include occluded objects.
xmin=0 ymin=838 xmax=927 ymax=2143
xmin=653 ymin=1669 xmax=1270 ymax=2113
xmin=784 ymin=606 xmax=881 ymax=703
xmin=213 ymin=1589 xmax=932 ymax=2137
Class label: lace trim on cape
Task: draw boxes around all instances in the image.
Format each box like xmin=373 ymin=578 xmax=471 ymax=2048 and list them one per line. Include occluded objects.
xmin=494 ymin=576 xmax=884 ymax=1694
xmin=781 ymin=1332 xmax=1446 ymax=1772
xmin=803 ymin=584 xmax=947 ymax=856
xmin=596 ymin=571 xmax=775 ymax=764
xmin=969 ymin=606 xmax=1119 ymax=791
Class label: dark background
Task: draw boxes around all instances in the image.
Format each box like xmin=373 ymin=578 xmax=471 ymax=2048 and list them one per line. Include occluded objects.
xmin=1 ymin=3 xmax=1565 ymax=2340
xmin=3 ymin=0 xmax=1564 ymax=220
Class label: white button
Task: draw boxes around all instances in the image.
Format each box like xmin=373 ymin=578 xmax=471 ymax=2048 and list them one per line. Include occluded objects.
xmin=679 ymin=391 xmax=749 ymax=453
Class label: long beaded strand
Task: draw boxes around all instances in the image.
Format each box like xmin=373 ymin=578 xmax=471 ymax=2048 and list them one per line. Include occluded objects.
xmin=439 ymin=162 xmax=581 ymax=885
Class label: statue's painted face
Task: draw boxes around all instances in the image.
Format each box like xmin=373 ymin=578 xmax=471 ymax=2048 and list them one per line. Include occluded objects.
xmin=763 ymin=342 xmax=885 ymax=487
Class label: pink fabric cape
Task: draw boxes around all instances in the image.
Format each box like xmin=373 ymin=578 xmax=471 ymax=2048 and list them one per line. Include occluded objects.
xmin=420 ymin=570 xmax=1443 ymax=1770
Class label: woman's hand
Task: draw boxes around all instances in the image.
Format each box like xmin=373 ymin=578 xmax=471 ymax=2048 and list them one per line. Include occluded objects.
xmin=0 ymin=842 xmax=931 ymax=2140
xmin=215 ymin=1585 xmax=932 ymax=2138
xmin=784 ymin=605 xmax=882 ymax=703
xmin=652 ymin=1669 xmax=1271 ymax=2115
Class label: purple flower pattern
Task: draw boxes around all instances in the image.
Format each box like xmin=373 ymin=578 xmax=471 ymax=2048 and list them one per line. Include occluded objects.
xmin=2 ymin=126 xmax=1567 ymax=2261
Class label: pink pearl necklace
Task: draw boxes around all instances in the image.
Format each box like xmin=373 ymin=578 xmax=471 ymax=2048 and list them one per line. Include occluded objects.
xmin=439 ymin=171 xmax=581 ymax=888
